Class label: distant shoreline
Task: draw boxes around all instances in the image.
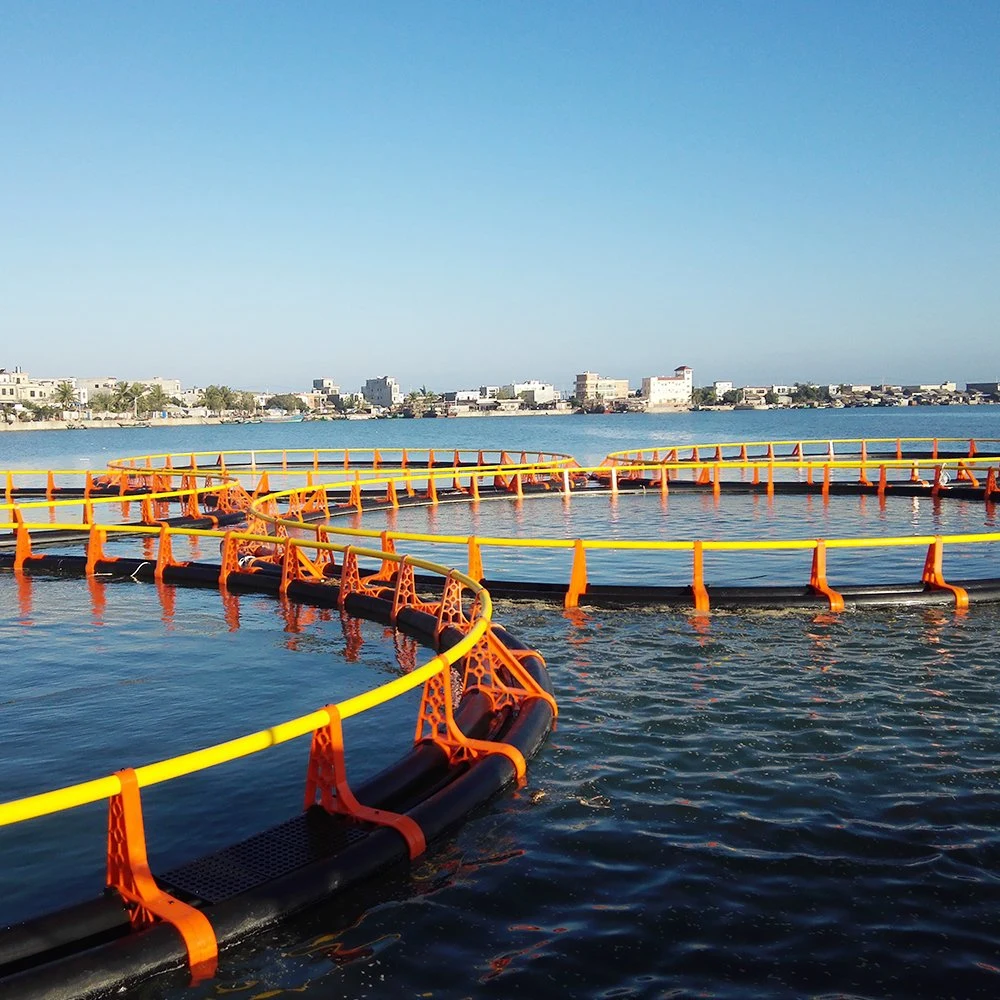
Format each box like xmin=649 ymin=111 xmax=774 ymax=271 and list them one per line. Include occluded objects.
xmin=2 ymin=404 xmax=995 ymax=433
xmin=0 ymin=417 xmax=223 ymax=433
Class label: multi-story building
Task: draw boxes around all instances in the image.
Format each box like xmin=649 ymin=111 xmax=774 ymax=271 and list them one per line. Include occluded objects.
xmin=967 ymin=382 xmax=1000 ymax=394
xmin=0 ymin=368 xmax=65 ymax=405
xmin=713 ymin=380 xmax=734 ymax=397
xmin=641 ymin=366 xmax=693 ymax=408
xmin=575 ymin=372 xmax=630 ymax=403
xmin=903 ymin=382 xmax=957 ymax=393
xmin=739 ymin=386 xmax=770 ymax=406
xmin=502 ymin=380 xmax=560 ymax=406
xmin=312 ymin=377 xmax=340 ymax=395
xmin=362 ymin=376 xmax=403 ymax=409
xmin=0 ymin=367 xmax=31 ymax=408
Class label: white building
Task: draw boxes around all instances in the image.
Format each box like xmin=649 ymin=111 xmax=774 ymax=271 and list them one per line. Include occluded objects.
xmin=0 ymin=368 xmax=63 ymax=405
xmin=641 ymin=366 xmax=693 ymax=408
xmin=903 ymin=382 xmax=957 ymax=393
xmin=313 ymin=377 xmax=340 ymax=395
xmin=575 ymin=372 xmax=630 ymax=403
xmin=502 ymin=380 xmax=560 ymax=406
xmin=362 ymin=376 xmax=403 ymax=408
xmin=713 ymin=380 xmax=733 ymax=397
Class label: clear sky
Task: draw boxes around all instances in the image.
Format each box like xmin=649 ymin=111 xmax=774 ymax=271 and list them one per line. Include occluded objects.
xmin=1 ymin=1 xmax=997 ymax=393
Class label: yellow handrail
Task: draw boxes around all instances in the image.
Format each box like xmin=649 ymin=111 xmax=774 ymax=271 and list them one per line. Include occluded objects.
xmin=0 ymin=533 xmax=490 ymax=827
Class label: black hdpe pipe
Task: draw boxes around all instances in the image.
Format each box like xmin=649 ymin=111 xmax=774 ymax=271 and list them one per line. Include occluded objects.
xmin=0 ymin=569 xmax=553 ymax=1000
xmin=4 ymin=552 xmax=999 ymax=612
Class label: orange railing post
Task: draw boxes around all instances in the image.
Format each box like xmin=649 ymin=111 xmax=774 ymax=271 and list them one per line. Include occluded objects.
xmin=921 ymin=537 xmax=968 ymax=609
xmin=691 ymin=541 xmax=709 ymax=612
xmin=565 ymin=540 xmax=588 ymax=609
xmin=809 ymin=541 xmax=844 ymax=611
xmin=107 ymin=768 xmax=218 ymax=979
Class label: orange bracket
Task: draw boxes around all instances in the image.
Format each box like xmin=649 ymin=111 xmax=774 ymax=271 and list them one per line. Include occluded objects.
xmin=86 ymin=525 xmax=119 ymax=577
xmin=415 ymin=660 xmax=527 ymax=781
xmin=467 ymin=536 xmax=484 ymax=582
xmin=391 ymin=558 xmax=436 ymax=620
xmin=921 ymin=537 xmax=969 ymax=609
xmin=435 ymin=573 xmax=468 ymax=636
xmin=107 ymin=769 xmax=217 ymax=980
xmin=305 ymin=705 xmax=426 ymax=860
xmin=564 ymin=539 xmax=588 ymax=609
xmin=485 ymin=631 xmax=559 ymax=720
xmin=691 ymin=541 xmax=710 ymax=612
xmin=154 ymin=525 xmax=185 ymax=582
xmin=808 ymin=541 xmax=845 ymax=611
xmin=12 ymin=509 xmax=39 ymax=573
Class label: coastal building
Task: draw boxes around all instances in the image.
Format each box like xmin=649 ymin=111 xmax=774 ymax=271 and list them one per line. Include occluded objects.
xmin=502 ymin=380 xmax=560 ymax=406
xmin=312 ymin=377 xmax=340 ymax=395
xmin=0 ymin=369 xmax=66 ymax=405
xmin=903 ymin=382 xmax=957 ymax=393
xmin=0 ymin=368 xmax=36 ymax=406
xmin=295 ymin=392 xmax=325 ymax=411
xmin=443 ymin=390 xmax=482 ymax=404
xmin=739 ymin=386 xmax=770 ymax=406
xmin=967 ymin=382 xmax=1000 ymax=394
xmin=362 ymin=376 xmax=403 ymax=408
xmin=575 ymin=372 xmax=630 ymax=403
xmin=641 ymin=366 xmax=693 ymax=408
xmin=713 ymin=380 xmax=733 ymax=397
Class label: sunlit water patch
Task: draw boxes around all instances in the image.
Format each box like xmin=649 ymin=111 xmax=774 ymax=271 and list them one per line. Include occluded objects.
xmin=141 ymin=600 xmax=1000 ymax=1000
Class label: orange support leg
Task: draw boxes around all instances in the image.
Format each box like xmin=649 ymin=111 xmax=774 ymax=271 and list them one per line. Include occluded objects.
xmin=564 ymin=540 xmax=588 ymax=609
xmin=921 ymin=537 xmax=968 ymax=609
xmin=808 ymin=541 xmax=844 ymax=612
xmin=691 ymin=541 xmax=709 ymax=612
xmin=107 ymin=769 xmax=217 ymax=980
xmin=305 ymin=706 xmax=426 ymax=859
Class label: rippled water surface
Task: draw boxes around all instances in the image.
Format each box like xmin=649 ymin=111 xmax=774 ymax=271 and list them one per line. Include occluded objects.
xmin=3 ymin=575 xmax=999 ymax=999
xmin=162 ymin=601 xmax=999 ymax=1000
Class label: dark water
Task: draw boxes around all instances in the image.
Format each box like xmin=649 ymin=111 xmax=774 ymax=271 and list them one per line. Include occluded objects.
xmin=3 ymin=410 xmax=1000 ymax=998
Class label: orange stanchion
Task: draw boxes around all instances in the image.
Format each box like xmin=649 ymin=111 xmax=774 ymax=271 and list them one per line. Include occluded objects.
xmin=986 ymin=468 xmax=998 ymax=503
xmin=154 ymin=526 xmax=180 ymax=582
xmin=85 ymin=525 xmax=117 ymax=576
xmin=691 ymin=541 xmax=709 ymax=612
xmin=808 ymin=541 xmax=844 ymax=611
xmin=107 ymin=768 xmax=218 ymax=980
xmin=414 ymin=659 xmax=527 ymax=781
xmin=468 ymin=537 xmax=484 ymax=582
xmin=564 ymin=540 xmax=588 ymax=609
xmin=305 ymin=705 xmax=426 ymax=859
xmin=921 ymin=537 xmax=968 ymax=609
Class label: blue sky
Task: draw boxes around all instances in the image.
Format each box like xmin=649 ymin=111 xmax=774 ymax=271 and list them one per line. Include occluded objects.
xmin=1 ymin=1 xmax=997 ymax=393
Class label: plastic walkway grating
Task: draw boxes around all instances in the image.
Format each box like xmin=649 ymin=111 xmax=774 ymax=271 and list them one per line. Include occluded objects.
xmin=159 ymin=809 xmax=372 ymax=904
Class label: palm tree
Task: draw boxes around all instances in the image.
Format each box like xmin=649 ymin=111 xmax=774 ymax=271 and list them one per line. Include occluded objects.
xmin=90 ymin=390 xmax=114 ymax=414
xmin=144 ymin=385 xmax=171 ymax=415
xmin=53 ymin=381 xmax=78 ymax=413
xmin=113 ymin=381 xmax=147 ymax=417
xmin=199 ymin=385 xmax=224 ymax=415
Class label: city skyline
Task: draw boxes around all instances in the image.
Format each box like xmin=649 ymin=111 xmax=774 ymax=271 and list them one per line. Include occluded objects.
xmin=1 ymin=2 xmax=997 ymax=391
